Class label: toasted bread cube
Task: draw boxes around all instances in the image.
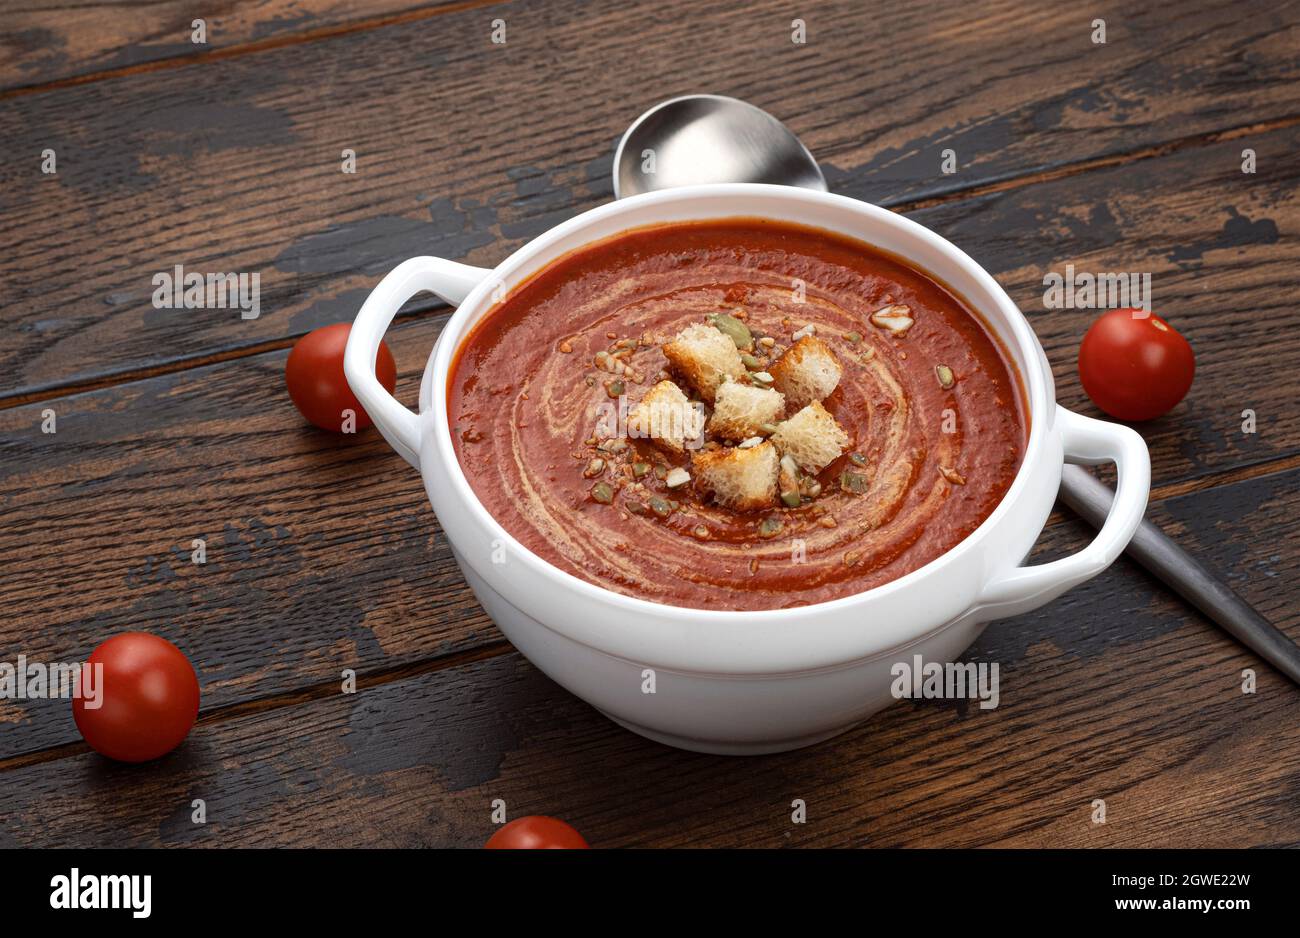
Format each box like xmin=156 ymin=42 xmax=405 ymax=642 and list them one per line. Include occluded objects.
xmin=627 ymin=380 xmax=704 ymax=455
xmin=707 ymin=381 xmax=785 ymax=441
xmin=692 ymin=441 xmax=779 ymax=511
xmin=662 ymin=323 xmax=745 ymax=403
xmin=768 ymin=335 xmax=842 ymax=408
xmin=769 ymin=401 xmax=849 ymax=473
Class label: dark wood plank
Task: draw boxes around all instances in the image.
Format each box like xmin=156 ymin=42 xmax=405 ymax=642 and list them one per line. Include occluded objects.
xmin=0 ymin=0 xmax=486 ymax=91
xmin=0 ymin=315 xmax=498 ymax=758
xmin=1 ymin=466 xmax=1295 ymax=848
xmin=2 ymin=123 xmax=1298 ymax=759
xmin=1 ymin=0 xmax=1297 ymax=398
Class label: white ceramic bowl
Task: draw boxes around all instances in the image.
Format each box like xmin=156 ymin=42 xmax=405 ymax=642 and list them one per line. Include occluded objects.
xmin=344 ymin=184 xmax=1150 ymax=755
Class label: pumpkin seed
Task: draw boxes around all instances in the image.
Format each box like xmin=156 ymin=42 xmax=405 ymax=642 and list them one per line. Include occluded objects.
xmin=939 ymin=466 xmax=966 ymax=485
xmin=870 ymin=304 xmax=914 ymax=336
xmin=840 ymin=470 xmax=868 ymax=494
xmin=759 ymin=516 xmax=784 ymax=538
xmin=590 ymin=482 xmax=614 ymax=504
xmin=709 ymin=312 xmax=753 ymax=351
xmin=649 ymin=497 xmax=672 ymax=517
xmin=935 ymin=364 xmax=955 ymax=389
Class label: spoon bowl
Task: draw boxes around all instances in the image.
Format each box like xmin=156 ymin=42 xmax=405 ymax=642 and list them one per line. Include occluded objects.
xmin=613 ymin=94 xmax=826 ymax=199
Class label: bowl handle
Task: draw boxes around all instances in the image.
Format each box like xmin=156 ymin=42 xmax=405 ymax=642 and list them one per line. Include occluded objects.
xmin=343 ymin=256 xmax=490 ymax=470
xmin=974 ymin=406 xmax=1150 ymax=619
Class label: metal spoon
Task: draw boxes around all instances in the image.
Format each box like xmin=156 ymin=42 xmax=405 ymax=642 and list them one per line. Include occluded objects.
xmin=613 ymin=94 xmax=826 ymax=199
xmin=614 ymin=94 xmax=1300 ymax=686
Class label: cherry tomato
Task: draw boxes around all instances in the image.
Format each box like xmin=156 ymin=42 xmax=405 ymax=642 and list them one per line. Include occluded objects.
xmin=485 ymin=816 xmax=590 ymax=849
xmin=286 ymin=323 xmax=396 ymax=432
xmin=73 ymin=633 xmax=200 ymax=763
xmin=1078 ymin=308 xmax=1195 ymax=421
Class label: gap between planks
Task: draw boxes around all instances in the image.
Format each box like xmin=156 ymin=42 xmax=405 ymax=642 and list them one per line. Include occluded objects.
xmin=0 ymin=302 xmax=450 ymax=411
xmin=2 ymin=451 xmax=1297 ymax=775
xmin=2 ymin=108 xmax=1296 ymax=413
xmin=0 ymin=0 xmax=513 ymax=100
xmin=0 ymin=639 xmax=514 ymax=774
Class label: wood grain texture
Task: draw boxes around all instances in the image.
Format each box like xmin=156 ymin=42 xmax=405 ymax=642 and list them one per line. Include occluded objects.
xmin=0 ymin=0 xmax=489 ymax=91
xmin=0 ymin=466 xmax=1295 ymax=848
xmin=1 ymin=123 xmax=1297 ymax=760
xmin=1 ymin=0 xmax=1297 ymax=399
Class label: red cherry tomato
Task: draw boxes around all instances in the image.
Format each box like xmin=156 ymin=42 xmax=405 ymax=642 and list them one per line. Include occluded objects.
xmin=73 ymin=633 xmax=200 ymax=763
xmin=1078 ymin=308 xmax=1195 ymax=421
xmin=286 ymin=323 xmax=396 ymax=432
xmin=485 ymin=816 xmax=590 ymax=849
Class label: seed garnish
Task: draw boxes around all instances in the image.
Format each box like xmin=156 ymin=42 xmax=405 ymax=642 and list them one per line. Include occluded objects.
xmin=939 ymin=466 xmax=966 ymax=485
xmin=709 ymin=312 xmax=754 ymax=351
xmin=590 ymin=482 xmax=614 ymax=504
xmin=840 ymin=470 xmax=868 ymax=494
xmin=935 ymin=364 xmax=955 ymax=389
xmin=870 ymin=304 xmax=914 ymax=336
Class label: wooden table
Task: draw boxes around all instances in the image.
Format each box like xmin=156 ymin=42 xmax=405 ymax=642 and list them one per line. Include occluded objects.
xmin=1 ymin=0 xmax=1297 ymax=849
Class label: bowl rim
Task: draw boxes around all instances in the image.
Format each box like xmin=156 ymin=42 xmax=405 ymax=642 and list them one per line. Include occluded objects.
xmin=423 ymin=183 xmax=1054 ymax=626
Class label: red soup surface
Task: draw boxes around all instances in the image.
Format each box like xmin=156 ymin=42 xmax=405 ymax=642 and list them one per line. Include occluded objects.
xmin=449 ymin=219 xmax=1027 ymax=611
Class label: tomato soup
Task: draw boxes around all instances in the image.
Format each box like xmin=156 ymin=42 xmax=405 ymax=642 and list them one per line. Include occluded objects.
xmin=448 ymin=219 xmax=1027 ymax=610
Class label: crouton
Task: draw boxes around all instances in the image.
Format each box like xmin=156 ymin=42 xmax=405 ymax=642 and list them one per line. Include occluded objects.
xmin=692 ymin=441 xmax=779 ymax=511
xmin=662 ymin=323 xmax=745 ymax=403
xmin=707 ymin=380 xmax=785 ymax=441
xmin=627 ymin=380 xmax=705 ymax=455
xmin=769 ymin=401 xmax=849 ymax=472
xmin=768 ymin=335 xmax=842 ymax=408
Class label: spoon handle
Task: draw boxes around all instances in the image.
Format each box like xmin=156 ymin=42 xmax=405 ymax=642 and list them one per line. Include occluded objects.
xmin=1059 ymin=465 xmax=1300 ymax=686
